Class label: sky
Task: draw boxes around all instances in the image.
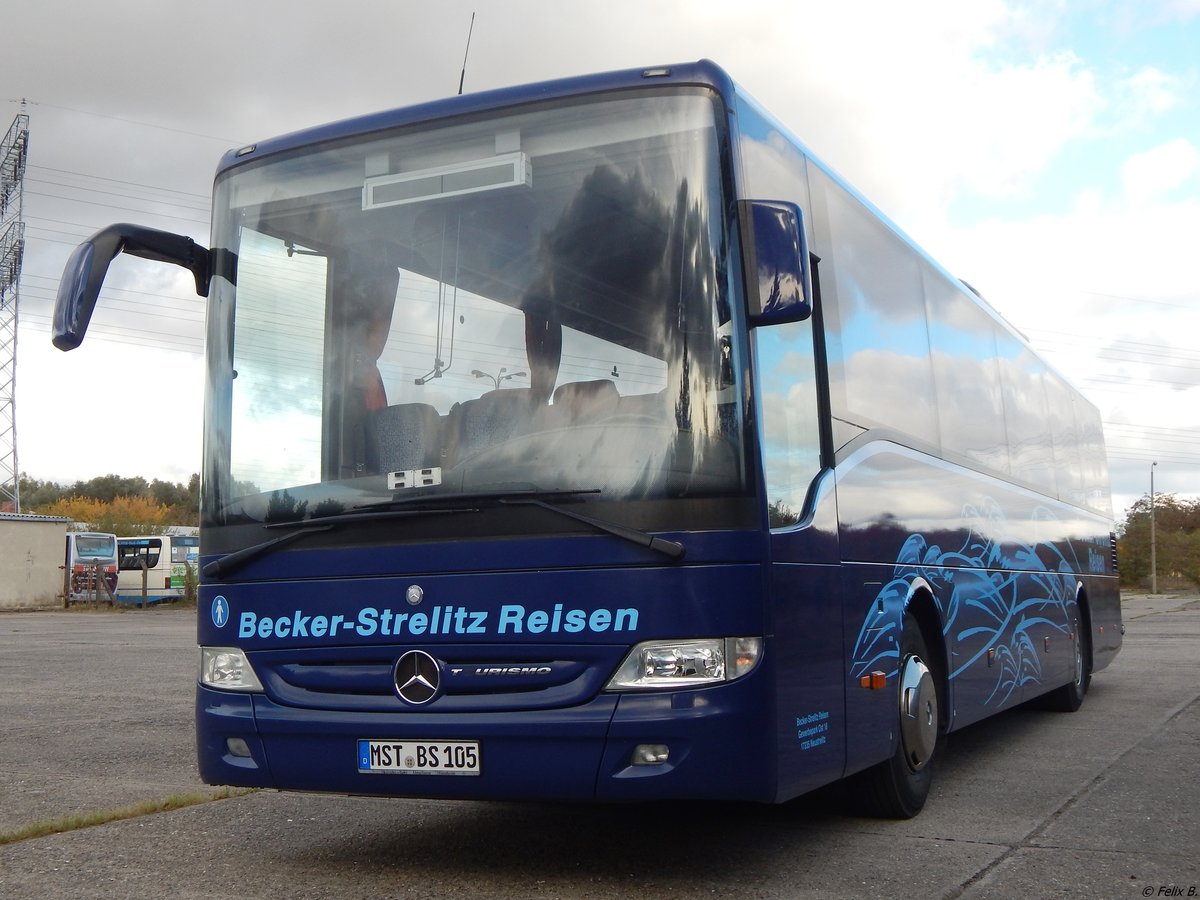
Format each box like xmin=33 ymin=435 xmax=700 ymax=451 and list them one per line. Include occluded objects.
xmin=3 ymin=0 xmax=1197 ymax=523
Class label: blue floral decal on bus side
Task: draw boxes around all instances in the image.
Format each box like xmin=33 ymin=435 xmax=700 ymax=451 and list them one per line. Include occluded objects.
xmin=850 ymin=499 xmax=1080 ymax=705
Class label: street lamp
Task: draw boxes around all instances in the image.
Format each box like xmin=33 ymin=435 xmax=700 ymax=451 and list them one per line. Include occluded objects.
xmin=470 ymin=367 xmax=527 ymax=390
xmin=1150 ymin=461 xmax=1157 ymax=595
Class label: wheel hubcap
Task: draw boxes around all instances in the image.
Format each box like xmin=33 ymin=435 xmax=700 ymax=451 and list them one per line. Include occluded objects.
xmin=899 ymin=653 xmax=937 ymax=771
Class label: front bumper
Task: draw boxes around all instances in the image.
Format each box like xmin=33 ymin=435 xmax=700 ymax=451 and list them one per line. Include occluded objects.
xmin=196 ymin=675 xmax=773 ymax=802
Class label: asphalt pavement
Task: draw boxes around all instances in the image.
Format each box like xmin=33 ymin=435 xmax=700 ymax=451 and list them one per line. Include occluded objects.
xmin=0 ymin=592 xmax=1197 ymax=899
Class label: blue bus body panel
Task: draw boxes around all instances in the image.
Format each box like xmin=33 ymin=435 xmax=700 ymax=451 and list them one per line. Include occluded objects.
xmin=765 ymin=559 xmax=845 ymax=797
xmin=198 ymin=673 xmax=776 ymax=802
xmin=199 ymin=554 xmax=766 ymax=653
xmin=835 ymin=442 xmax=1120 ymax=775
xmin=198 ymin=531 xmax=782 ymax=802
xmin=200 ymin=528 xmax=762 ymax=588
xmin=762 ymin=473 xmax=848 ymax=798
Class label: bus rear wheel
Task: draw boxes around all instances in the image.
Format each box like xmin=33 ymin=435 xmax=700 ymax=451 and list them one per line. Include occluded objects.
xmin=1036 ymin=605 xmax=1091 ymax=712
xmin=852 ymin=612 xmax=942 ymax=818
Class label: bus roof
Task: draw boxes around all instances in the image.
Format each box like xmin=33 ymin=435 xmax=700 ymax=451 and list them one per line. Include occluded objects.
xmin=215 ymin=60 xmax=735 ymax=176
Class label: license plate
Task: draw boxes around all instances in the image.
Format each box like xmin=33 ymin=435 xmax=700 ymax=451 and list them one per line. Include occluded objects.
xmin=357 ymin=739 xmax=480 ymax=775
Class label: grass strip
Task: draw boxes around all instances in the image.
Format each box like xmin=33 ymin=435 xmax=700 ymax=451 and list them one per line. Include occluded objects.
xmin=0 ymin=787 xmax=256 ymax=846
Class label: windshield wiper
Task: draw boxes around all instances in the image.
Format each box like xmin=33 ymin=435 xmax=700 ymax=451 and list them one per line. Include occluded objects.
xmin=203 ymin=507 xmax=478 ymax=579
xmin=202 ymin=524 xmax=333 ymax=579
xmin=497 ymin=496 xmax=686 ymax=561
xmin=360 ymin=488 xmax=685 ymax=560
xmin=204 ymin=487 xmax=684 ymax=579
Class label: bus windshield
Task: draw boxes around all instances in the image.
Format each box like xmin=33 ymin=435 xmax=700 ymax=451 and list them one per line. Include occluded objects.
xmin=74 ymin=534 xmax=116 ymax=557
xmin=204 ymin=91 xmax=749 ymax=533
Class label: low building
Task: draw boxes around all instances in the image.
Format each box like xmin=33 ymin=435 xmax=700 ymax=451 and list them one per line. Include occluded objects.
xmin=0 ymin=513 xmax=71 ymax=610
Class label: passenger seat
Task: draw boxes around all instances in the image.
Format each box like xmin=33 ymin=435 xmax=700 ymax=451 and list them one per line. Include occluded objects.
xmin=444 ymin=389 xmax=536 ymax=465
xmin=548 ymin=380 xmax=620 ymax=425
xmin=372 ymin=402 xmax=442 ymax=472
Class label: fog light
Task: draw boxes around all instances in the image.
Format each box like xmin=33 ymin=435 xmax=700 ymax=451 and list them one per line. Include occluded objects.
xmin=632 ymin=744 xmax=670 ymax=766
xmin=226 ymin=737 xmax=252 ymax=758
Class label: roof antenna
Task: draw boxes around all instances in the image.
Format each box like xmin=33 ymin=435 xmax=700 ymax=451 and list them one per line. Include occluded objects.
xmin=458 ymin=11 xmax=476 ymax=95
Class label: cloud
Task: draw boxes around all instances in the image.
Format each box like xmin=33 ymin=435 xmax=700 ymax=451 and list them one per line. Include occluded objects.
xmin=1122 ymin=137 xmax=1200 ymax=205
xmin=721 ymin=9 xmax=1104 ymax=242
xmin=17 ymin=340 xmax=204 ymax=484
xmin=1114 ymin=66 xmax=1188 ymax=126
xmin=954 ymin=53 xmax=1101 ymax=193
xmin=1163 ymin=0 xmax=1200 ymax=19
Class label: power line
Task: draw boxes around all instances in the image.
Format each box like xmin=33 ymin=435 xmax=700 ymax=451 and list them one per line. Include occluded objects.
xmin=1076 ymin=289 xmax=1199 ymax=313
xmin=1109 ymin=452 xmax=1200 ymax=467
xmin=20 ymin=309 xmax=203 ymax=355
xmin=25 ymin=188 xmax=209 ymax=227
xmin=1082 ymin=374 xmax=1200 ymax=392
xmin=11 ymin=99 xmax=243 ymax=146
xmin=29 ymin=164 xmax=211 ymax=202
xmin=26 ymin=176 xmax=209 ymax=213
xmin=1027 ymin=334 xmax=1200 ymax=368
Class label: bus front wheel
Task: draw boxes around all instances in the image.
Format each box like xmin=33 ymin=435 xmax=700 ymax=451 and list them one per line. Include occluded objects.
xmin=852 ymin=612 xmax=942 ymax=818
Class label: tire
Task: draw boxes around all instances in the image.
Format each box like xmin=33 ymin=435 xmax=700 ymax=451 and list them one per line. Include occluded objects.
xmin=1036 ymin=604 xmax=1091 ymax=712
xmin=851 ymin=612 xmax=943 ymax=818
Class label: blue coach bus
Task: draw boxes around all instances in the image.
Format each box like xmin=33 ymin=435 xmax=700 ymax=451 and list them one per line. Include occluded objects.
xmin=53 ymin=61 xmax=1120 ymax=817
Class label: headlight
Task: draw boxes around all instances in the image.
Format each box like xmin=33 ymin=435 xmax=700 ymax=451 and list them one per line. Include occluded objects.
xmin=199 ymin=647 xmax=264 ymax=692
xmin=606 ymin=637 xmax=762 ymax=690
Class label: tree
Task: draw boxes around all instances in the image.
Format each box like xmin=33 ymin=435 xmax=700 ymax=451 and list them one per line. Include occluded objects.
xmin=69 ymin=474 xmax=149 ymax=504
xmin=38 ymin=495 xmax=177 ymax=535
xmin=22 ymin=473 xmax=201 ymax=528
xmin=185 ymin=473 xmax=201 ymax=513
xmin=1117 ymin=493 xmax=1200 ymax=589
xmin=17 ymin=473 xmax=66 ymax=508
xmin=150 ymin=478 xmax=188 ymax=508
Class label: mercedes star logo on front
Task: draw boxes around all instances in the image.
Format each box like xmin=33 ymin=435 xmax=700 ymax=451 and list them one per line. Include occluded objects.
xmin=394 ymin=650 xmax=441 ymax=705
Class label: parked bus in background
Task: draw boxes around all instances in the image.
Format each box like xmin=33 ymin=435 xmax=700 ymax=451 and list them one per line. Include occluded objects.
xmin=52 ymin=60 xmax=1120 ymax=817
xmin=64 ymin=532 xmax=118 ymax=602
xmin=116 ymin=533 xmax=200 ymax=605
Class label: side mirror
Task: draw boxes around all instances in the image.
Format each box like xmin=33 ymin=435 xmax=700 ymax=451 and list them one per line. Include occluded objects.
xmin=52 ymin=224 xmax=212 ymax=351
xmin=741 ymin=200 xmax=812 ymax=326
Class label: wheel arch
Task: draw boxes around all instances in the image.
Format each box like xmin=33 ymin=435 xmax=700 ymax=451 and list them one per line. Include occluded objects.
xmin=1074 ymin=580 xmax=1094 ymax=673
xmin=903 ymin=578 xmax=950 ymax=733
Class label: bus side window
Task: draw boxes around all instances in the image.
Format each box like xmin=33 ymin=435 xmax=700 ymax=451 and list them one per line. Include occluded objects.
xmin=755 ymin=299 xmax=822 ymax=529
